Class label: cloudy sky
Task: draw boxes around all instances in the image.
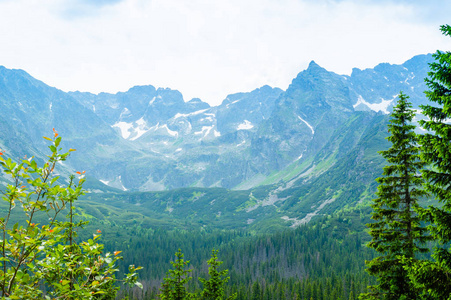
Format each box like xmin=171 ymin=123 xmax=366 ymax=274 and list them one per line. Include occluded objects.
xmin=0 ymin=0 xmax=450 ymax=106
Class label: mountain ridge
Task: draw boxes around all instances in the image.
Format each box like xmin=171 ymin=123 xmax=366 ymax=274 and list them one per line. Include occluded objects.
xmin=0 ymin=54 xmax=433 ymax=193
xmin=0 ymin=53 xmax=436 ymax=229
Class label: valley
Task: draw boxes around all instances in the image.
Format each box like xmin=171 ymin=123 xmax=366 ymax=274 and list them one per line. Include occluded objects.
xmin=0 ymin=54 xmax=433 ymax=231
xmin=0 ymin=53 xmax=438 ymax=299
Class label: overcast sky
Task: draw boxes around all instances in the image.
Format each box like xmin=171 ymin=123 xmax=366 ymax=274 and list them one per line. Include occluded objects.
xmin=1 ymin=0 xmax=450 ymax=106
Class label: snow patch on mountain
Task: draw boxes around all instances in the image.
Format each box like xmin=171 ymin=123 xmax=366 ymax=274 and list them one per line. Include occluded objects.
xmin=297 ymin=116 xmax=314 ymax=134
xmin=149 ymin=123 xmax=179 ymax=137
xmin=161 ymin=124 xmax=178 ymax=137
xmin=148 ymin=95 xmax=162 ymax=106
xmin=130 ymin=118 xmax=150 ymax=140
xmin=237 ymin=120 xmax=254 ymax=130
xmin=353 ymin=95 xmax=396 ymax=114
xmin=195 ymin=126 xmax=213 ymax=136
xmin=112 ymin=121 xmax=134 ymax=139
xmin=136 ymin=118 xmax=146 ymax=126
xmin=112 ymin=117 xmax=153 ymax=140
xmin=200 ymin=116 xmax=214 ymax=122
xmin=174 ymin=109 xmax=208 ymax=119
xmin=404 ymin=73 xmax=415 ymax=84
xmin=118 ymin=176 xmax=127 ymax=191
xmin=194 ymin=126 xmax=221 ymax=139
xmin=101 ymin=176 xmax=127 ymax=191
xmin=118 ymin=107 xmax=132 ymax=120
xmin=223 ymin=97 xmax=242 ymax=108
xmin=226 ymin=99 xmax=241 ymax=108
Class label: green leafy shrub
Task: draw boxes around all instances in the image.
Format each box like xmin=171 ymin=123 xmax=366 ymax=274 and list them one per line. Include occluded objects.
xmin=0 ymin=130 xmax=141 ymax=299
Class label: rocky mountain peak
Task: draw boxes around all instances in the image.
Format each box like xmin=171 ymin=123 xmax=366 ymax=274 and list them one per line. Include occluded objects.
xmin=125 ymin=85 xmax=157 ymax=95
xmin=307 ymin=60 xmax=320 ymax=69
xmin=0 ymin=53 xmax=433 ymax=192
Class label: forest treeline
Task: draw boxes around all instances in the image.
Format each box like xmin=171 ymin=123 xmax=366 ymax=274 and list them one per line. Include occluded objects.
xmin=101 ymin=206 xmax=377 ymax=299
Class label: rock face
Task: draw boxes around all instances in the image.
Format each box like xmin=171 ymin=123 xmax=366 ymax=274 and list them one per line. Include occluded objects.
xmin=0 ymin=54 xmax=433 ymax=191
xmin=0 ymin=66 xmax=119 ymax=168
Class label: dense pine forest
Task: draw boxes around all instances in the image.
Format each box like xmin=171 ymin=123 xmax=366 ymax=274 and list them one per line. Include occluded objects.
xmin=103 ymin=206 xmax=377 ymax=299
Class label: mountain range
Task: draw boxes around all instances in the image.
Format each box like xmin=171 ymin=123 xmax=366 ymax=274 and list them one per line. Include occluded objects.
xmin=0 ymin=54 xmax=434 ymax=230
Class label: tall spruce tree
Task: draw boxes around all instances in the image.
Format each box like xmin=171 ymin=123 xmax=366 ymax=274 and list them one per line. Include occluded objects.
xmin=200 ymin=250 xmax=236 ymax=300
xmin=404 ymin=24 xmax=451 ymax=299
xmin=361 ymin=92 xmax=429 ymax=299
xmin=159 ymin=249 xmax=195 ymax=300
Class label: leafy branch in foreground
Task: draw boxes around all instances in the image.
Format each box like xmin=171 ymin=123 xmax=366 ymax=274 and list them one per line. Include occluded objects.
xmin=0 ymin=130 xmax=141 ymax=299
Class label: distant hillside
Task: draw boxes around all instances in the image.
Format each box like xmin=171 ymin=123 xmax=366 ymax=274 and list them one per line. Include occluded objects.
xmin=0 ymin=54 xmax=433 ymax=230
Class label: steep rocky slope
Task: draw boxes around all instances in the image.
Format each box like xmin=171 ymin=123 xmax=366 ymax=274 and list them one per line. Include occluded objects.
xmin=0 ymin=54 xmax=432 ymax=193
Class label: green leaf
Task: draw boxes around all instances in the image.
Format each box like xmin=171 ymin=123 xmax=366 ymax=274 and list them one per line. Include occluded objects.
xmin=55 ymin=136 xmax=62 ymax=147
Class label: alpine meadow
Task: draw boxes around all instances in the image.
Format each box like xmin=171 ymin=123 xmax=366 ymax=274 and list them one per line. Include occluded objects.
xmin=2 ymin=14 xmax=451 ymax=300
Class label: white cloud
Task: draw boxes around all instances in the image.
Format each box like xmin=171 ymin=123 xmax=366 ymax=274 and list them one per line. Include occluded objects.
xmin=0 ymin=0 xmax=450 ymax=106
